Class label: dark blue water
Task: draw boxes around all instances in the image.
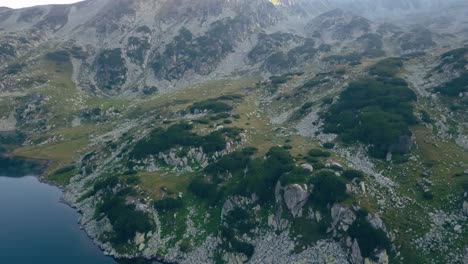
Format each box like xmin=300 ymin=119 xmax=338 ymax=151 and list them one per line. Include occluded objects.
xmin=0 ymin=176 xmax=115 ymax=264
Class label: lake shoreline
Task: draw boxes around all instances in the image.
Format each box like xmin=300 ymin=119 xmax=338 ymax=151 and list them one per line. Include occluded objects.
xmin=1 ymin=153 xmax=169 ymax=264
xmin=0 ymin=152 xmax=119 ymax=262
xmin=0 ymin=152 xmax=49 ymax=178
xmin=0 ymin=175 xmax=115 ymax=264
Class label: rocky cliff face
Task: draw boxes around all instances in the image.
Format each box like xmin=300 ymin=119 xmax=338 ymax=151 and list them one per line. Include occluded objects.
xmin=287 ymin=0 xmax=466 ymax=17
xmin=1 ymin=0 xmax=467 ymax=96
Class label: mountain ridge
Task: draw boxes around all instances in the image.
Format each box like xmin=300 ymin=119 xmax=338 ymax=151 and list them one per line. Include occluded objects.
xmin=1 ymin=0 xmax=467 ymax=97
xmin=0 ymin=1 xmax=467 ymax=264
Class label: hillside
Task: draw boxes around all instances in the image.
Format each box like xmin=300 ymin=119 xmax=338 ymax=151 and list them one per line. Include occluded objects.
xmin=0 ymin=0 xmax=467 ymax=263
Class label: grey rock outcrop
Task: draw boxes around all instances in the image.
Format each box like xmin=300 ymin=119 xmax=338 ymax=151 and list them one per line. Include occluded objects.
xmin=301 ymin=163 xmax=314 ymax=172
xmin=331 ymin=204 xmax=356 ymax=232
xmin=367 ymin=213 xmax=387 ymax=232
xmin=275 ymin=180 xmax=283 ymax=204
xmin=223 ymin=252 xmax=247 ymax=264
xmin=0 ymin=112 xmax=17 ymax=132
xmin=389 ymin=135 xmax=413 ymax=154
xmin=363 ymin=251 xmax=389 ymax=264
xmin=351 ymin=239 xmax=363 ymax=264
xmin=283 ymin=184 xmax=310 ymax=217
xmin=250 ymin=232 xmax=350 ymax=264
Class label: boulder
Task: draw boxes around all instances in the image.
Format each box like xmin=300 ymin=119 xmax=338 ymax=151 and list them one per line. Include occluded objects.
xmin=326 ymin=161 xmax=343 ymax=170
xmin=360 ymin=182 xmax=366 ymax=194
xmin=268 ymin=214 xmax=274 ymax=226
xmin=134 ymin=232 xmax=145 ymax=245
xmin=300 ymin=163 xmax=314 ymax=172
xmin=138 ymin=243 xmax=145 ymax=251
xmin=375 ymin=250 xmax=389 ymax=264
xmin=275 ymin=181 xmax=283 ymax=204
xmin=351 ymin=239 xmax=363 ymax=264
xmin=463 ymin=201 xmax=468 ymax=216
xmin=283 ymin=184 xmax=309 ymax=218
xmin=367 ymin=214 xmax=386 ymax=232
xmin=221 ymin=198 xmax=235 ymax=218
xmin=389 ymin=135 xmax=413 ymax=154
xmin=385 ymin=152 xmax=392 ymax=162
xmin=223 ymin=252 xmax=246 ymax=264
xmin=331 ymin=204 xmax=356 ymax=231
xmin=315 ymin=210 xmax=322 ymax=223
xmin=363 ymin=251 xmax=389 ymax=264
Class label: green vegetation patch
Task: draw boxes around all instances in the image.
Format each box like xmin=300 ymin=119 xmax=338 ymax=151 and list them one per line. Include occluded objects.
xmin=0 ymin=43 xmax=15 ymax=57
xmin=322 ymin=53 xmax=362 ymax=65
xmin=290 ymin=216 xmax=328 ymax=249
xmin=434 ymin=72 xmax=468 ymax=97
xmin=265 ymin=73 xmax=301 ymax=93
xmin=48 ymin=164 xmax=77 ymax=186
xmin=97 ymin=195 xmax=153 ymax=245
xmin=291 ymin=76 xmax=330 ymax=99
xmin=270 ymin=75 xmax=289 ymax=85
xmin=435 ymin=47 xmax=468 ymax=72
xmin=348 ymin=210 xmax=391 ymax=258
xmin=342 ymin=169 xmax=364 ymax=181
xmin=46 ymin=50 xmax=70 ymax=65
xmin=131 ymin=123 xmax=231 ymax=159
xmin=224 ymin=207 xmax=255 ymax=237
xmin=219 ymin=226 xmax=255 ymax=258
xmin=368 ymin=58 xmax=403 ymax=78
xmin=95 ymin=48 xmax=127 ymax=91
xmin=357 ymin=33 xmax=383 ymax=51
xmin=188 ymin=178 xmax=220 ymax=205
xmin=90 ymin=174 xmax=152 ymax=247
xmin=154 ymin=197 xmax=184 ymax=212
xmin=322 ymin=75 xmax=417 ymax=158
xmin=280 ymin=167 xmax=312 ymax=185
xmin=87 ymin=176 xmax=120 ymax=197
xmin=4 ymin=63 xmax=25 ymax=75
xmin=309 ymin=170 xmax=348 ymax=208
xmin=308 ymin=149 xmax=332 ymax=158
xmin=398 ymin=27 xmax=435 ymax=52
xmin=302 ymin=78 xmax=329 ymax=89
xmin=204 ymin=147 xmax=257 ymax=182
xmin=291 ymin=102 xmax=314 ymax=120
xmin=219 ymin=208 xmax=256 ymax=258
xmin=241 ymin=147 xmax=295 ymax=203
xmin=188 ymin=147 xmax=296 ymax=205
xmin=190 ymin=99 xmax=233 ymax=114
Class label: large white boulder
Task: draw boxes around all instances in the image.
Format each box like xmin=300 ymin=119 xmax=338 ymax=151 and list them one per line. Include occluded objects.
xmin=283 ymin=184 xmax=309 ymax=218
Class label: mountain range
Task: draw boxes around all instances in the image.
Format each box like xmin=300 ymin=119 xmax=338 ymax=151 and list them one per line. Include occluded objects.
xmin=1 ymin=0 xmax=467 ymax=95
xmin=0 ymin=0 xmax=467 ymax=264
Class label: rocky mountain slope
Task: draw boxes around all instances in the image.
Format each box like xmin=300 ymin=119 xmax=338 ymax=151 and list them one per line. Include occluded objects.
xmin=1 ymin=0 xmax=467 ymax=95
xmin=0 ymin=0 xmax=467 ymax=264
